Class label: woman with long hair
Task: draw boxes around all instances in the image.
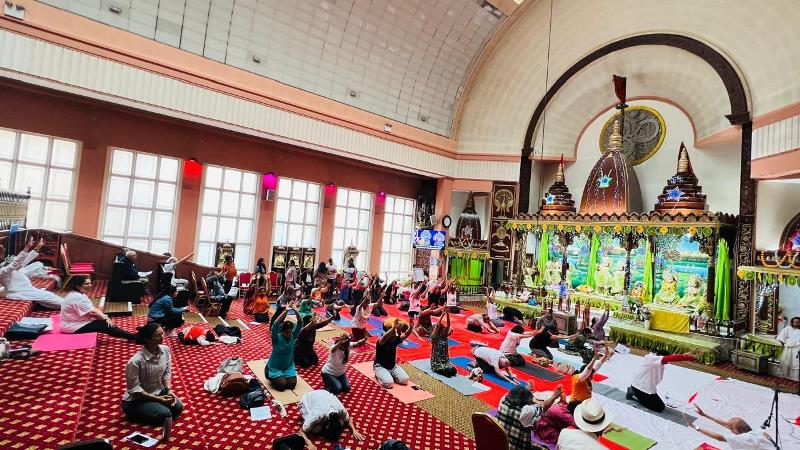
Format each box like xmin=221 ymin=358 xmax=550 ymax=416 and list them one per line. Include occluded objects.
xmin=254 ymin=257 xmax=268 ymax=288
xmin=60 ymin=275 xmax=136 ymax=341
xmin=294 ymin=313 xmax=335 ymax=368
xmin=430 ymin=308 xmax=456 ymax=377
xmin=122 ymin=322 xmax=183 ymax=440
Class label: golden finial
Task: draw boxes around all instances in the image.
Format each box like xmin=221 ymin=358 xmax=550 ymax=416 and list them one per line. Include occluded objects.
xmin=556 ymin=159 xmax=565 ymax=183
xmin=607 ymin=119 xmax=623 ymax=152
xmin=677 ymin=142 xmax=690 ymax=173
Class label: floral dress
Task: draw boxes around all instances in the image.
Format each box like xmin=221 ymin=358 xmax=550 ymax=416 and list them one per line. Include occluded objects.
xmin=430 ymin=330 xmax=455 ymax=376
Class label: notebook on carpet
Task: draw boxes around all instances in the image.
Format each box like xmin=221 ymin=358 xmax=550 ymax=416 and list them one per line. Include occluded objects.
xmin=409 ymin=359 xmax=488 ymax=395
xmin=351 ymin=361 xmax=434 ymax=404
xmin=245 ymin=359 xmax=313 ymax=405
xmin=601 ymin=428 xmax=657 ymax=450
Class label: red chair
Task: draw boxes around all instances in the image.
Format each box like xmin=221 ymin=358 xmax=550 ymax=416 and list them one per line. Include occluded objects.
xmin=471 ymin=412 xmax=509 ymax=450
xmin=60 ymin=243 xmax=94 ymax=286
xmin=237 ymin=272 xmax=252 ymax=298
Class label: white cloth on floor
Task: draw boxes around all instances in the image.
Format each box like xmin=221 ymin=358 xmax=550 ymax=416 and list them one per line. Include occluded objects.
xmin=0 ymin=250 xmax=62 ymax=309
xmin=219 ymin=335 xmax=240 ymax=345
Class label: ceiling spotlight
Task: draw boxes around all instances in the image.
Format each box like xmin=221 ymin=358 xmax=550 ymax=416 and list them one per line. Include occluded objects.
xmin=108 ymin=3 xmax=122 ymax=13
xmin=419 ymin=114 xmax=429 ymax=123
xmin=349 ymin=89 xmax=358 ymax=98
xmin=384 ymin=123 xmax=393 ymax=133
xmin=252 ymin=54 xmax=261 ymax=63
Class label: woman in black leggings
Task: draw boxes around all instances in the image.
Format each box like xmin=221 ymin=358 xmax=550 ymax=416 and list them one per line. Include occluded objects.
xmin=60 ymin=275 xmax=136 ymax=341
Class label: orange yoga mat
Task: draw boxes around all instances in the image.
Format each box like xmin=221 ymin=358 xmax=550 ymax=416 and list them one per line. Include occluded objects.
xmin=351 ymin=361 xmax=434 ymax=404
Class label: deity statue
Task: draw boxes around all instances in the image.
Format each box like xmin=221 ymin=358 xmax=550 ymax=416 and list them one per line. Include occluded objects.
xmin=545 ymin=261 xmax=561 ymax=286
xmin=273 ymin=254 xmax=286 ymax=268
xmin=678 ymin=274 xmax=708 ymax=314
xmin=523 ymin=266 xmax=536 ymax=288
xmin=630 ymin=281 xmax=644 ymax=301
xmin=610 ymin=261 xmax=626 ymax=295
xmin=653 ymin=268 xmax=680 ymax=304
xmin=595 ymin=257 xmax=613 ymax=295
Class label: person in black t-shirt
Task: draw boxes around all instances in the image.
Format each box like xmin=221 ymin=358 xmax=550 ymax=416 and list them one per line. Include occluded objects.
xmin=528 ymin=326 xmax=574 ymax=360
xmin=373 ymin=318 xmax=414 ymax=388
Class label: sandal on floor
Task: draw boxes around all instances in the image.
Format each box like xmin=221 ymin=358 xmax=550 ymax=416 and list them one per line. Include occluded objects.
xmin=9 ymin=347 xmax=40 ymax=360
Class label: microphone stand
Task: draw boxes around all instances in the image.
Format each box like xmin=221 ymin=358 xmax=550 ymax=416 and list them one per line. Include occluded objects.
xmin=761 ymin=381 xmax=780 ymax=449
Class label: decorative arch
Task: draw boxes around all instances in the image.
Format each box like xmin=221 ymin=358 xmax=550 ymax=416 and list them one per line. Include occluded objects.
xmin=519 ymin=33 xmax=750 ymax=213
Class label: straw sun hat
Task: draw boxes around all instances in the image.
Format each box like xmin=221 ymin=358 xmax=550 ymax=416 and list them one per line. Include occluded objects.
xmin=573 ymin=398 xmax=614 ymax=433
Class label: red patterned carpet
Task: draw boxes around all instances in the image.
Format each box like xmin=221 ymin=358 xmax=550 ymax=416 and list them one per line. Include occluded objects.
xmin=0 ymin=297 xmax=477 ymax=449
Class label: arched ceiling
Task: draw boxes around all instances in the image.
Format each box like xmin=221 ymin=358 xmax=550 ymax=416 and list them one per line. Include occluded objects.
xmin=457 ymin=0 xmax=800 ymax=155
xmin=38 ymin=0 xmax=506 ymax=137
xmin=529 ymin=45 xmax=729 ymax=159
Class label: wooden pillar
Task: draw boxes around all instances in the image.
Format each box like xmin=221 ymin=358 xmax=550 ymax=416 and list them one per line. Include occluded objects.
xmin=174 ymin=159 xmax=202 ymax=258
xmin=733 ymin=120 xmax=756 ymax=326
xmin=72 ymin=144 xmax=109 ymax=237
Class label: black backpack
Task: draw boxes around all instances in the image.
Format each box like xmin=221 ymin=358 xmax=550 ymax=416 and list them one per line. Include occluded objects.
xmin=4 ymin=322 xmax=47 ymax=340
xmin=213 ymin=324 xmax=242 ymax=338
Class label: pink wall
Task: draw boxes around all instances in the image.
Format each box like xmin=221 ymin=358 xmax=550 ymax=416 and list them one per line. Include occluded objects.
xmin=0 ymin=82 xmax=425 ymax=269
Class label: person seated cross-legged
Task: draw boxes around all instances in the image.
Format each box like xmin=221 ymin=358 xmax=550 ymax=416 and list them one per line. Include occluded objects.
xmin=373 ymin=318 xmax=413 ymax=388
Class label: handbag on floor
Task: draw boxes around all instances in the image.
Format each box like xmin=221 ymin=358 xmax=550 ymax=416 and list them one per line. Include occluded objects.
xmin=218 ymin=372 xmax=250 ymax=397
xmin=238 ymin=390 xmax=265 ymax=409
xmin=5 ymin=322 xmax=47 ymax=340
xmin=217 ymin=356 xmax=244 ymax=373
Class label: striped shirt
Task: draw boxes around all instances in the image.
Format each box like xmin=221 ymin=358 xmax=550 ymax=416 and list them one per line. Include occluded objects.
xmin=123 ymin=344 xmax=172 ymax=401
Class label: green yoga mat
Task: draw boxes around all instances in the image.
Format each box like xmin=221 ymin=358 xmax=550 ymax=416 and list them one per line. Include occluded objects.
xmin=603 ymin=428 xmax=657 ymax=450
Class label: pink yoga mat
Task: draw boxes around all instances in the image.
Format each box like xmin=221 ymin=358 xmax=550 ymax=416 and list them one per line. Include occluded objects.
xmin=352 ymin=361 xmax=434 ymax=404
xmin=31 ymin=314 xmax=97 ymax=351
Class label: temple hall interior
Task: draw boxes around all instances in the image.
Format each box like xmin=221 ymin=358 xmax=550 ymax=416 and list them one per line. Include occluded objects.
xmin=1 ymin=1 xmax=799 ymax=449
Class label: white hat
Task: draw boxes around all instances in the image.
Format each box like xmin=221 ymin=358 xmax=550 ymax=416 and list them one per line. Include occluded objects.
xmin=573 ymin=398 xmax=614 ymax=433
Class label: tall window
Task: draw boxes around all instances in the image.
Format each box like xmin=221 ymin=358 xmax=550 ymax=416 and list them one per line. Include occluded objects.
xmin=380 ymin=196 xmax=415 ymax=282
xmin=197 ymin=165 xmax=258 ymax=269
xmin=273 ymin=178 xmax=321 ymax=248
xmin=0 ymin=128 xmax=79 ymax=231
xmin=101 ymin=149 xmax=179 ymax=254
xmin=332 ymin=188 xmax=373 ymax=270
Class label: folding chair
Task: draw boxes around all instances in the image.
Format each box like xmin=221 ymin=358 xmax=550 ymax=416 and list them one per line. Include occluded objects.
xmin=237 ymin=271 xmax=252 ymax=298
xmin=60 ymin=243 xmax=94 ymax=286
xmin=471 ymin=412 xmax=509 ymax=450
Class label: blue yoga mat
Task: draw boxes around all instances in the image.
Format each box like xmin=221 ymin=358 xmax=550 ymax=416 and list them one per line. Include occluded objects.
xmin=369 ymin=330 xmax=421 ymax=349
xmin=367 ymin=317 xmax=386 ymax=328
xmin=332 ymin=318 xmax=353 ymax=327
xmin=409 ymin=359 xmax=488 ymax=395
xmin=450 ymin=356 xmax=518 ymax=390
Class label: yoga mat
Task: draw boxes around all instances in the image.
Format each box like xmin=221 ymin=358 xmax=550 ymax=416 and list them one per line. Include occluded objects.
xmin=317 ymin=323 xmax=337 ymax=332
xmin=245 ymin=360 xmax=313 ymax=405
xmin=451 ymin=356 xmax=519 ymax=390
xmin=368 ymin=330 xmax=421 ymax=349
xmin=331 ymin=317 xmax=353 ymax=327
xmin=602 ymin=428 xmax=657 ymax=450
xmin=408 ymin=359 xmax=488 ymax=395
xmin=515 ymin=363 xmax=564 ymax=382
xmin=351 ymin=361 xmax=434 ymax=404
xmin=592 ymin=384 xmax=690 ymax=425
xmin=32 ymin=332 xmax=97 ymax=351
xmin=367 ymin=317 xmax=386 ymax=329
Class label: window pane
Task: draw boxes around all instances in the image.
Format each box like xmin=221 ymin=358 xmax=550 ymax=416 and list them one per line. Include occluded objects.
xmin=104 ymin=207 xmax=127 ymax=235
xmin=382 ymin=232 xmax=391 ymax=252
xmin=18 ymin=134 xmax=48 ymax=164
xmin=159 ymin=158 xmax=179 ymax=182
xmin=220 ymin=191 xmax=240 ymax=216
xmin=403 ymin=216 xmax=412 ymax=233
xmin=130 ymin=179 xmax=155 ymax=207
xmin=152 ymin=211 xmax=172 ymax=238
xmin=357 ymin=231 xmax=368 ymax=250
xmin=198 ymin=243 xmax=216 ymax=266
xmin=276 ymin=198 xmax=290 ymax=222
xmin=359 ymin=210 xmax=370 ymax=229
xmin=0 ymin=130 xmax=16 ymax=159
xmin=391 ymin=234 xmax=402 ymax=252
xmin=348 ymin=191 xmax=360 ymax=207
xmin=240 ymin=194 xmax=255 ymax=218
xmin=332 ymin=251 xmax=343 ymax=267
xmin=336 ymin=189 xmax=347 ymax=206
xmin=344 ymin=229 xmax=357 ymax=248
xmin=334 ymin=206 xmax=346 ymax=227
xmin=104 ymin=236 xmax=124 ymax=245
xmin=237 ymin=219 xmax=253 ymax=243
xmin=288 ymin=224 xmax=303 ymax=247
xmin=242 ymin=172 xmax=257 ymax=194
xmin=155 ymin=182 xmax=176 ymax=209
xmin=107 ymin=176 xmax=130 ymax=205
xmin=46 ymin=168 xmax=74 ymax=200
xmin=51 ymin=140 xmax=76 ymax=168
xmin=126 ymin=238 xmax=149 ymax=252
xmin=223 ymin=169 xmax=241 ymax=191
xmin=278 ymin=178 xmax=292 ymax=198
xmin=332 ymin=228 xmax=344 ymax=249
xmin=205 ymin=166 xmax=223 ymax=189
xmin=0 ymin=161 xmax=11 ymax=190
xmin=307 ymin=184 xmax=320 ymax=202
xmin=292 ymin=181 xmax=307 ymax=200
xmin=111 ymin=150 xmax=133 ymax=175
xmin=218 ymin=217 xmax=237 ymax=241
xmin=274 ymin=222 xmax=288 ymax=246
xmin=385 ymin=196 xmax=395 ymax=213
xmin=42 ymin=201 xmax=69 ymax=230
xmin=393 ymin=214 xmax=403 ymax=233
xmin=128 ymin=209 xmax=152 ymax=236
xmin=360 ymin=193 xmax=371 ymax=209
xmin=303 ymin=226 xmax=316 ymax=248
xmin=25 ymin=199 xmax=41 ymax=228
xmin=15 ymin=164 xmax=45 ymax=195
xmin=150 ymin=239 xmax=170 ymax=255
xmin=345 ymin=209 xmax=357 ymax=228
xmin=405 ymin=200 xmax=414 ymax=215
xmin=289 ymin=200 xmax=304 ymax=223
xmin=199 ymin=215 xmax=218 ymax=241
xmin=235 ymin=245 xmax=251 ymax=270
xmin=305 ymin=203 xmax=318 ymax=225
xmin=202 ymin=189 xmax=220 ymax=214
xmin=135 ymin=153 xmax=158 ymax=179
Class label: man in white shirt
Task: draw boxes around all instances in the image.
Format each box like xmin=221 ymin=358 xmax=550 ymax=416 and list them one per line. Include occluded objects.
xmin=0 ymin=238 xmax=62 ymax=309
xmin=692 ymin=404 xmax=774 ymax=450
xmin=471 ymin=343 xmax=516 ymax=384
xmin=557 ymin=398 xmax=614 ymax=450
xmin=297 ymin=389 xmax=365 ymax=450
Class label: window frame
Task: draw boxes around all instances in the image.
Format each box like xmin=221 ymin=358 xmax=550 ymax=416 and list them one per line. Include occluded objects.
xmin=0 ymin=127 xmax=81 ymax=231
xmin=271 ymin=177 xmax=322 ymax=252
xmin=194 ymin=164 xmax=261 ymax=269
xmin=98 ymin=147 xmax=182 ymax=254
xmin=332 ymin=187 xmax=374 ymax=271
xmin=379 ymin=195 xmax=415 ymax=282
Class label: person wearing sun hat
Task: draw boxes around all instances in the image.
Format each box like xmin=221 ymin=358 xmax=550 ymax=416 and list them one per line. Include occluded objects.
xmin=556 ymin=398 xmax=614 ymax=450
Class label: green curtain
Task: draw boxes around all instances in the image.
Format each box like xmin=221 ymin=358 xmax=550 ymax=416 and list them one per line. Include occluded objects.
xmin=714 ymin=240 xmax=731 ymax=321
xmin=586 ymin=234 xmax=600 ymax=289
xmin=642 ymin=240 xmax=654 ymax=302
xmin=536 ymin=232 xmax=550 ymax=284
xmin=468 ymin=259 xmax=482 ymax=282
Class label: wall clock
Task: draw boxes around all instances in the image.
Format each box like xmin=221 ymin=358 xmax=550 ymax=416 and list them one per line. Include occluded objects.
xmin=442 ymin=215 xmax=452 ymax=228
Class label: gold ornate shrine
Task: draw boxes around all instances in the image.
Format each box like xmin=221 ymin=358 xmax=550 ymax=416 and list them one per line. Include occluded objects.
xmin=599 ymin=105 xmax=666 ymax=166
